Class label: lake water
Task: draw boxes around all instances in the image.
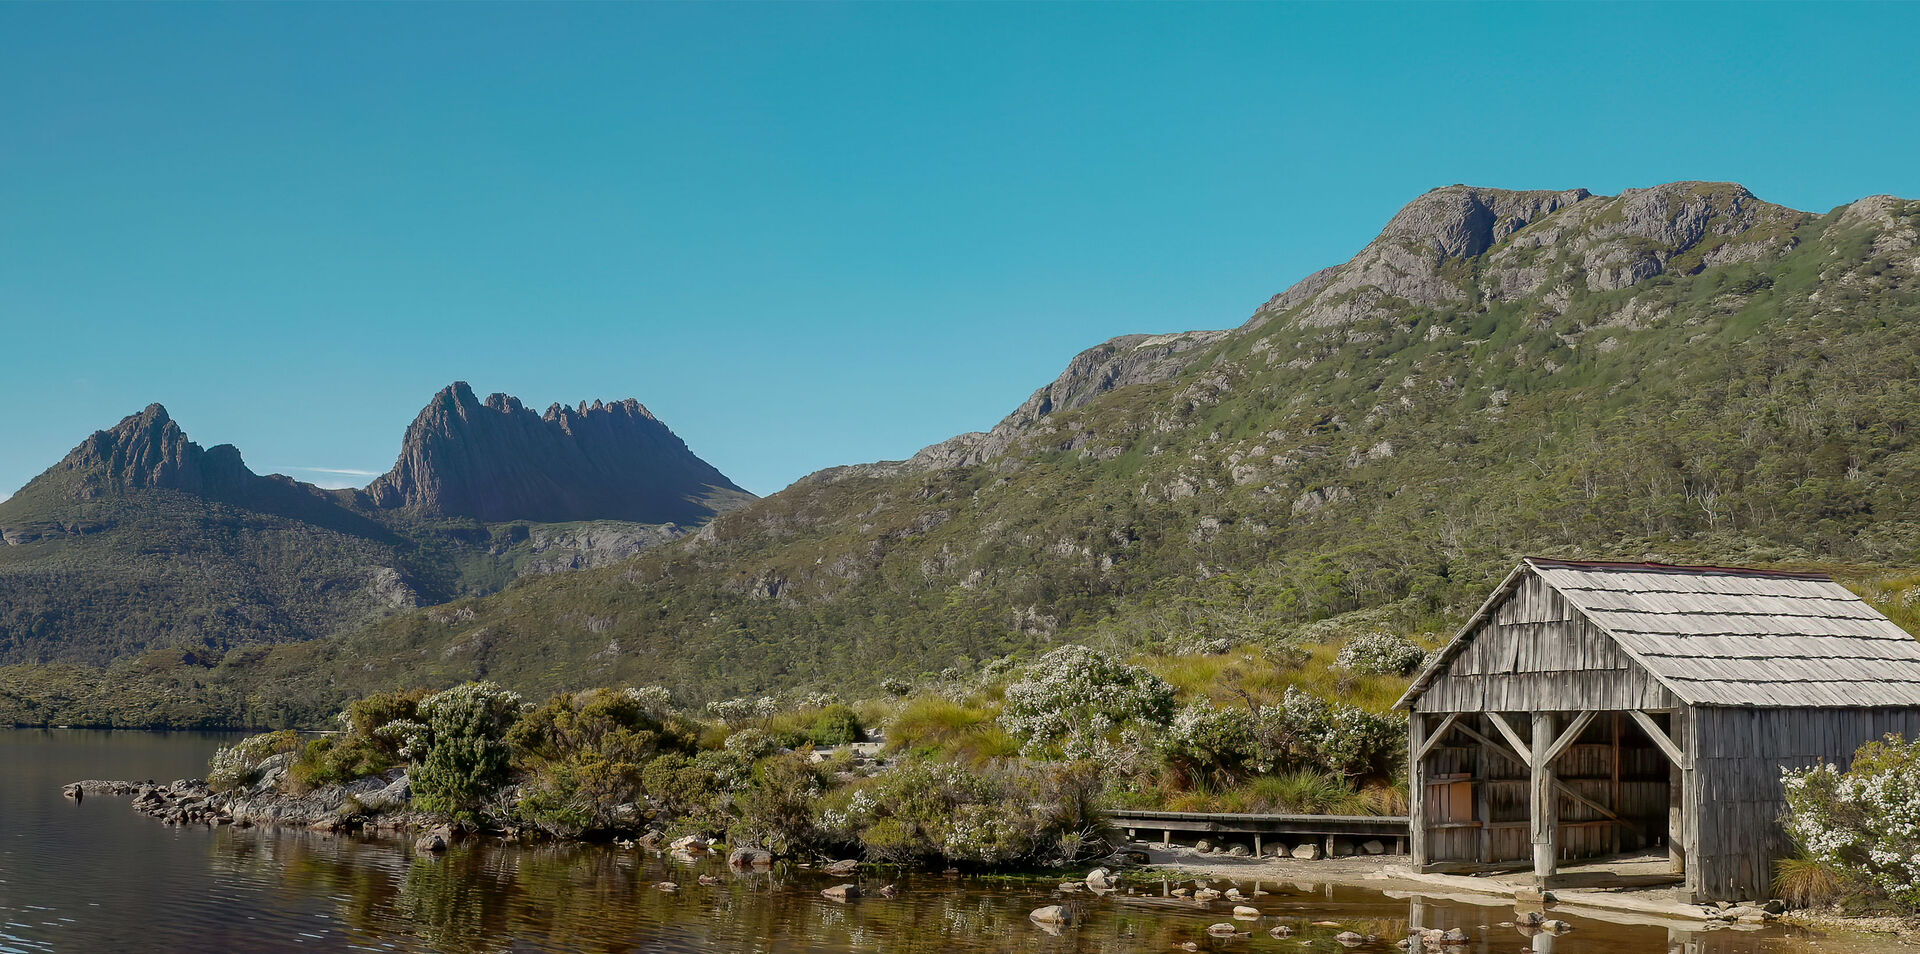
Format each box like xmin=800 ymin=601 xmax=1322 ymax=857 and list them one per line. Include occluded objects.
xmin=0 ymin=730 xmax=1900 ymax=953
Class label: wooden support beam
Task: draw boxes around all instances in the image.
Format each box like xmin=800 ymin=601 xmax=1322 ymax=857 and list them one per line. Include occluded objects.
xmin=1414 ymin=713 xmax=1463 ymax=763
xmin=1669 ymin=753 xmax=1686 ymax=876
xmin=1486 ymin=712 xmax=1534 ymax=767
xmin=1542 ymin=711 xmax=1598 ymax=767
xmin=1556 ymin=779 xmax=1648 ymax=838
xmin=1451 ymin=722 xmax=1524 ymax=767
xmin=1409 ymin=712 xmax=1428 ymax=867
xmin=1448 ymin=720 xmax=1648 ymax=839
xmin=1656 ymin=708 xmax=1692 ymax=880
xmin=1530 ymin=712 xmax=1557 ymax=884
xmin=1610 ymin=714 xmax=1623 ymax=855
xmin=1474 ymin=730 xmax=1493 ymax=865
xmin=1629 ymin=710 xmax=1690 ymax=770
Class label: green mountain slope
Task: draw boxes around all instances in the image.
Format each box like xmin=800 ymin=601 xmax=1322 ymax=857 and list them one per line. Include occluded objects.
xmin=12 ymin=181 xmax=1920 ymax=726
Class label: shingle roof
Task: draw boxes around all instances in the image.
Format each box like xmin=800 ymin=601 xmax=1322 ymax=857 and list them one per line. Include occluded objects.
xmin=1529 ymin=559 xmax=1920 ymax=708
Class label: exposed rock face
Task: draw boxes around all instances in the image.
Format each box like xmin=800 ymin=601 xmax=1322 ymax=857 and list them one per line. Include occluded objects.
xmin=1248 ymin=181 xmax=1810 ymax=330
xmin=368 ymin=382 xmax=753 ymax=524
xmin=517 ymin=522 xmax=688 ymax=575
xmin=43 ymin=403 xmax=259 ymax=499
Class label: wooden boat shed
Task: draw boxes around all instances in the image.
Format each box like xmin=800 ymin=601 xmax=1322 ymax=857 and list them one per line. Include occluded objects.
xmin=1397 ymin=558 xmax=1920 ymax=902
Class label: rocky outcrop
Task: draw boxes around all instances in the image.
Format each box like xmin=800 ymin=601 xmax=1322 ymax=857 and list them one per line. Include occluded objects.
xmin=1247 ymin=181 xmax=1810 ymax=330
xmin=516 ymin=522 xmax=688 ymax=575
xmin=67 ymin=772 xmax=436 ymax=836
xmin=34 ymin=404 xmax=261 ymax=500
xmin=367 ymin=383 xmax=754 ymax=524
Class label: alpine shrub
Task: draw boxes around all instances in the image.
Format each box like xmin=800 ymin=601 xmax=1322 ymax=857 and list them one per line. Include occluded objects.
xmin=1333 ymin=631 xmax=1428 ymax=677
xmin=399 ymin=682 xmax=523 ymax=819
xmin=999 ymin=645 xmax=1176 ymax=759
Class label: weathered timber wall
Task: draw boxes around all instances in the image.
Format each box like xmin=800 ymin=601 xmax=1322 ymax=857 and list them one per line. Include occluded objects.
xmin=1689 ymin=706 xmax=1920 ymax=901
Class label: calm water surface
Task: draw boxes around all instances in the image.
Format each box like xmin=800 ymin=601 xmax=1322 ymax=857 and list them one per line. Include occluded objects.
xmin=0 ymin=730 xmax=1900 ymax=953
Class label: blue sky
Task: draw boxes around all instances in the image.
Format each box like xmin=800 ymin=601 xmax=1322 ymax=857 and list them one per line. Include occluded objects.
xmin=4 ymin=2 xmax=1918 ymax=499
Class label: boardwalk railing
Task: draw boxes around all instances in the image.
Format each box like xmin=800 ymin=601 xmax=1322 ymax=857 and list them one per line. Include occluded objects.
xmin=1107 ymin=809 xmax=1411 ymax=857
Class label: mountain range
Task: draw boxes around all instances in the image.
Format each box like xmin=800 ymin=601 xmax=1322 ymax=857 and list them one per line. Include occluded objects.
xmin=0 ymin=383 xmax=751 ymax=666
xmin=4 ymin=180 xmax=1919 ymax=726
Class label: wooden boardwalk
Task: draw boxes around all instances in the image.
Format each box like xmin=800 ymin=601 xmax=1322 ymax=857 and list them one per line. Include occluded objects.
xmin=1108 ymin=809 xmax=1411 ymax=856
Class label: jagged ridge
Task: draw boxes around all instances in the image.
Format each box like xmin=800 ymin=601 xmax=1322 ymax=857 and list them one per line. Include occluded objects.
xmin=367 ymin=382 xmax=753 ymax=524
xmin=0 ymin=383 xmax=755 ymax=667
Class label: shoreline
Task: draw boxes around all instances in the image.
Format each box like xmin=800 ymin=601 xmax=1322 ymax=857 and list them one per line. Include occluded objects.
xmin=1141 ymin=844 xmax=1918 ymax=945
xmin=63 ymin=773 xmax=437 ymax=839
xmin=65 ymin=774 xmax=1920 ymax=948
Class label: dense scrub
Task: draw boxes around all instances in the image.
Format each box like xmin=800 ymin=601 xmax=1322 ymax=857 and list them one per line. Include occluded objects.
xmin=208 ymin=640 xmax=1413 ymax=867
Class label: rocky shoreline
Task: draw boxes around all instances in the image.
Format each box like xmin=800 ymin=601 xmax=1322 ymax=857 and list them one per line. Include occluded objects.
xmin=63 ymin=764 xmax=437 ymax=838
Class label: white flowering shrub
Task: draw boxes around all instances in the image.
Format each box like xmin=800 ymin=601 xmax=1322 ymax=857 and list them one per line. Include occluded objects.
xmin=999 ymin=645 xmax=1176 ymax=760
xmin=815 ymin=759 xmax=1106 ymax=868
xmin=208 ymin=730 xmax=300 ymax=793
xmin=623 ymin=685 xmax=674 ymax=720
xmin=796 ymin=691 xmax=842 ymax=710
xmin=1333 ymin=631 xmax=1428 ymax=677
xmin=1164 ymin=636 xmax=1234 ymax=656
xmin=705 ymin=696 xmax=779 ymax=725
xmin=1783 ymin=735 xmax=1920 ymax=908
xmin=724 ymin=727 xmax=782 ymax=760
xmin=1161 ymin=703 xmax=1262 ymax=786
xmin=1258 ymin=687 xmax=1402 ymax=777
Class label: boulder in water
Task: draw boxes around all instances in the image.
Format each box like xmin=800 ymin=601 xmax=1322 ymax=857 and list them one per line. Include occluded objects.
xmin=727 ymin=847 xmax=773 ymax=868
xmin=1029 ymin=905 xmax=1072 ymax=925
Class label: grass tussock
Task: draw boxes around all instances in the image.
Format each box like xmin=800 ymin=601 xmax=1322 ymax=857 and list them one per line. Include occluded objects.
xmin=885 ymin=695 xmax=1019 ymax=765
xmin=1775 ymin=852 xmax=1848 ymax=909
xmin=1134 ymin=643 xmax=1414 ymax=715
xmin=1152 ymin=769 xmax=1407 ymax=817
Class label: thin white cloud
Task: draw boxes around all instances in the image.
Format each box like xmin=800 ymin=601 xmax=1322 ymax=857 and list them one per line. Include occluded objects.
xmin=280 ymin=466 xmax=383 ymax=490
xmin=287 ymin=466 xmax=383 ymax=477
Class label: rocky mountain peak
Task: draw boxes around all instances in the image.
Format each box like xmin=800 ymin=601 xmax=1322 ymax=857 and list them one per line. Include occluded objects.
xmin=367 ymin=383 xmax=753 ymax=524
xmin=1249 ymin=180 xmax=1810 ymax=331
xmin=1378 ymin=185 xmax=1595 ymax=262
xmin=37 ymin=403 xmax=256 ymax=499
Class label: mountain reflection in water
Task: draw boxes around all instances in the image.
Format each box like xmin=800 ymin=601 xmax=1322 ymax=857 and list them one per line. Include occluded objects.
xmin=0 ymin=730 xmax=1894 ymax=954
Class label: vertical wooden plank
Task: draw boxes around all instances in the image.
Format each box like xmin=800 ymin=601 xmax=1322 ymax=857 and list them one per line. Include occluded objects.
xmin=1475 ymin=730 xmax=1493 ymax=864
xmin=1680 ymin=707 xmax=1701 ymax=900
